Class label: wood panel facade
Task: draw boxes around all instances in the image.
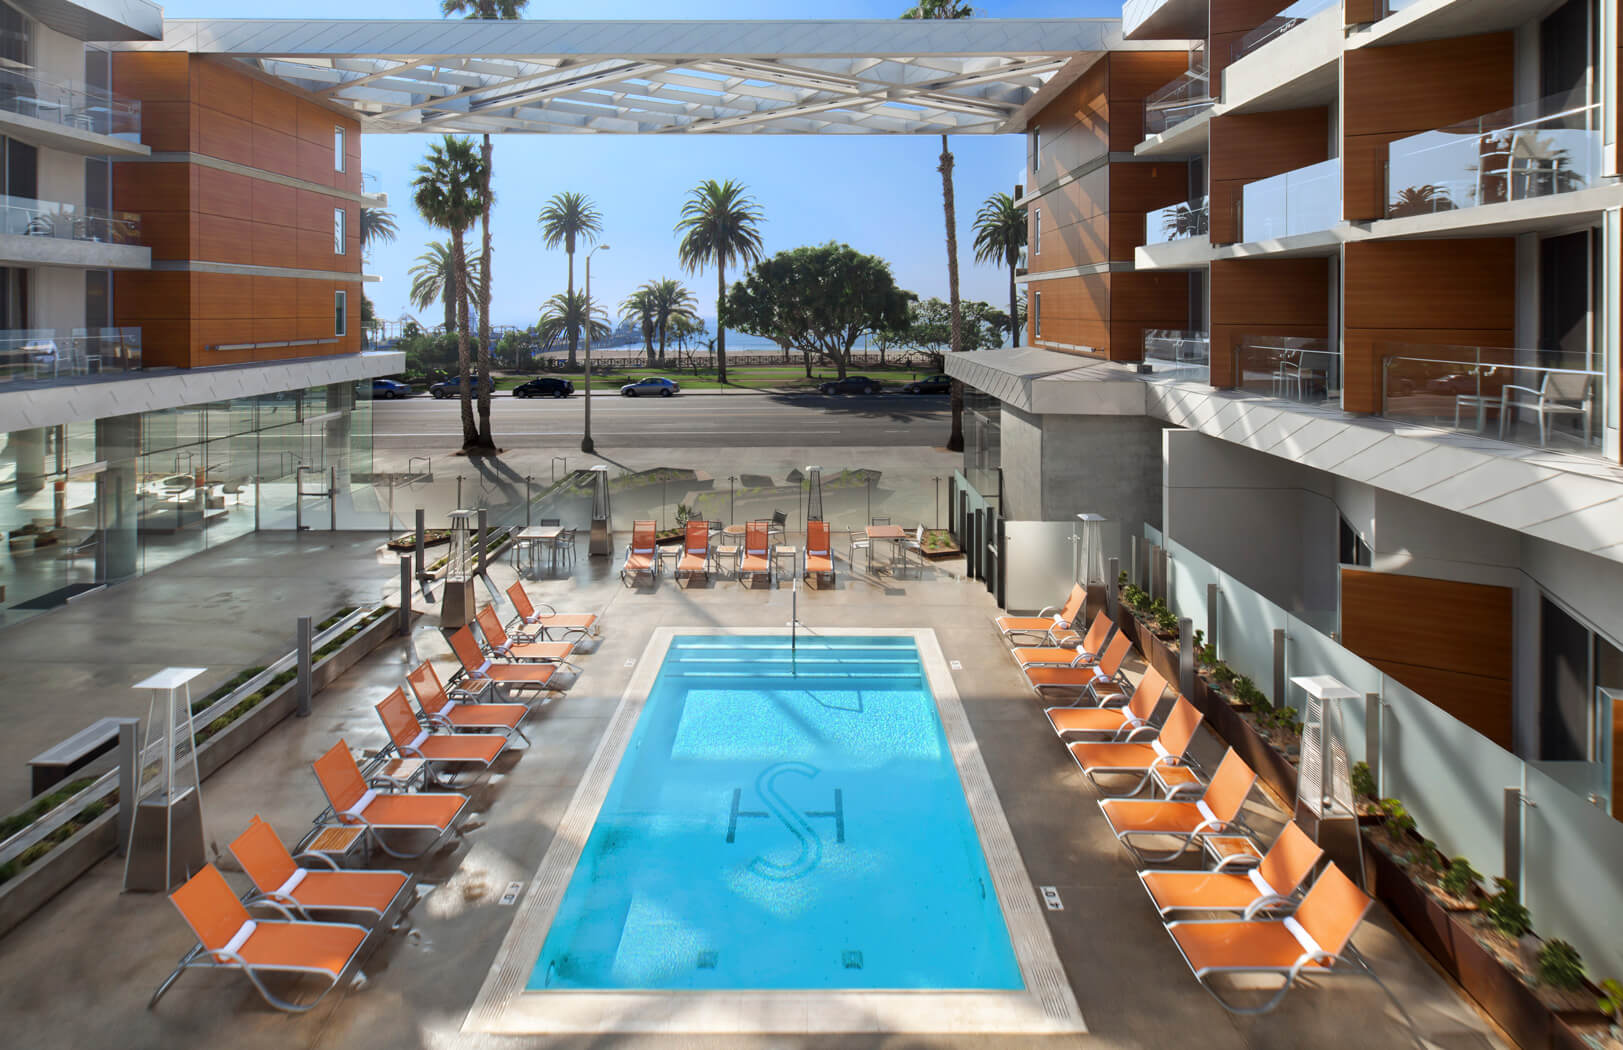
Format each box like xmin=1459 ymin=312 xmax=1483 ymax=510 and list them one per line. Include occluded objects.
xmin=111 ymin=53 xmax=363 ymax=368
xmin=1209 ymin=258 xmax=1330 ymax=387
xmin=1211 ymin=0 xmax=1304 ymax=79
xmin=1342 ymin=239 xmax=1516 ymax=412
xmin=1208 ymin=107 xmax=1332 ymax=244
xmin=1340 ymin=568 xmax=1515 ymax=748
xmin=1342 ymin=33 xmax=1514 ymax=220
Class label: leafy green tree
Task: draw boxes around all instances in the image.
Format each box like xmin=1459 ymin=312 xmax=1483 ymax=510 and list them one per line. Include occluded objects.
xmin=972 ymin=191 xmax=1026 ymax=347
xmin=647 ymin=277 xmax=699 ymax=363
xmin=675 ymin=179 xmax=765 ymax=385
xmin=537 ymin=291 xmax=609 ymax=354
xmin=724 ymin=243 xmax=914 ymax=379
xmin=903 ymin=297 xmax=1002 ymax=369
xmin=621 ymin=287 xmax=658 ymax=367
xmin=412 ymin=135 xmax=489 ymax=448
xmin=408 ymin=240 xmax=486 ymax=335
xmin=537 ymin=191 xmax=603 ymax=368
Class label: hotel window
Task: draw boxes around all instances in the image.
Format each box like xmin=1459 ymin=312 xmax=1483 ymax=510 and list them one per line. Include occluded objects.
xmin=334 ymin=126 xmax=345 ymax=172
xmin=1029 ymin=125 xmax=1040 ymax=174
xmin=333 ymin=207 xmax=345 ymax=254
xmin=334 ymin=290 xmax=347 ymax=337
xmin=0 ymin=3 xmax=30 ymax=67
xmin=1033 ymin=209 xmax=1041 ymax=255
xmin=1033 ymin=291 xmax=1042 ymax=339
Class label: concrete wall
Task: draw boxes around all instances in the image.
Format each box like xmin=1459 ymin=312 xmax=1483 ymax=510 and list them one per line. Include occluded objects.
xmin=998 ymin=405 xmax=1164 ymax=529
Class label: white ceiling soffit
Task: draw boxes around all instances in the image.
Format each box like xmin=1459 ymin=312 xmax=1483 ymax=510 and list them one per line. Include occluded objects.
xmin=130 ymin=18 xmax=1142 ymax=134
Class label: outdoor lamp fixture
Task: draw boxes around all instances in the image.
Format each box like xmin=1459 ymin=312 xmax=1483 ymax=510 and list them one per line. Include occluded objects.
xmin=582 ymin=244 xmax=611 ymax=454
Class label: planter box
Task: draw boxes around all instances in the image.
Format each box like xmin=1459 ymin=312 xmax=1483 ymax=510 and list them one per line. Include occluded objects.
xmin=0 ymin=610 xmax=401 ymax=940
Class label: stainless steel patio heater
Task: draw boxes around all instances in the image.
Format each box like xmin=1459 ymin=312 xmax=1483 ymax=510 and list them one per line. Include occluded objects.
xmin=1075 ymin=513 xmax=1110 ymax=620
xmin=805 ymin=465 xmax=823 ymax=523
xmin=587 ymin=465 xmax=613 ymax=556
xmin=441 ymin=508 xmax=476 ymax=628
xmin=124 ymin=667 xmax=207 ymax=893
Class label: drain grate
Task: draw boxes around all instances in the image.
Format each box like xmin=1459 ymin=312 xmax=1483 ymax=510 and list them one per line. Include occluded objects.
xmin=696 ymin=950 xmax=718 ymax=970
xmin=841 ymin=950 xmax=863 ymax=970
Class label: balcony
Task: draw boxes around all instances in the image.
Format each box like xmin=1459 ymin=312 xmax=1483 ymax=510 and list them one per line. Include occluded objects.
xmin=1143 ymin=47 xmax=1214 ymax=138
xmin=1145 ymin=197 xmax=1208 ymax=245
xmin=0 ymin=328 xmax=142 ymax=386
xmin=1385 ymin=95 xmax=1603 ymax=220
xmin=1380 ymin=343 xmax=1607 ymax=459
xmin=1239 ymin=157 xmax=1340 ymax=242
xmin=1233 ymin=337 xmax=1340 ymax=405
xmin=1230 ymin=0 xmax=1338 ymax=63
xmin=1141 ymin=329 xmax=1209 ymax=380
xmin=0 ymin=195 xmax=147 ymax=270
xmin=0 ymin=67 xmax=145 ymax=157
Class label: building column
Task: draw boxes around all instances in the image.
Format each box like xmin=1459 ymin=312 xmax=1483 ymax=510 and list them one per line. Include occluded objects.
xmin=95 ymin=413 xmax=139 ymax=581
xmin=11 ymin=427 xmax=45 ymax=496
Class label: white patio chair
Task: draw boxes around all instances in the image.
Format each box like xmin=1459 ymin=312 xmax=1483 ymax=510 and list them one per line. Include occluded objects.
xmin=1498 ymin=372 xmax=1593 ymax=447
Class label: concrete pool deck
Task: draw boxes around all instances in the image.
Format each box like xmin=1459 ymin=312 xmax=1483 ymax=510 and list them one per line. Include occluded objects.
xmin=0 ymin=535 xmax=1507 ymax=1050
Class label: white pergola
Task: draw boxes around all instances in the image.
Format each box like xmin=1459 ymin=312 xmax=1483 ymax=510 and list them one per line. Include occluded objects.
xmin=133 ymin=19 xmax=1141 ymax=135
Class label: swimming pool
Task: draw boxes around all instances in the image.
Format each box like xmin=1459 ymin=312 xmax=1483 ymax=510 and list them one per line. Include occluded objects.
xmin=528 ymin=635 xmax=1022 ymax=991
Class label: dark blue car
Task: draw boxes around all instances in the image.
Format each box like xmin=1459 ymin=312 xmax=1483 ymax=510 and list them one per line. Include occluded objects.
xmin=372 ymin=378 xmax=412 ymax=399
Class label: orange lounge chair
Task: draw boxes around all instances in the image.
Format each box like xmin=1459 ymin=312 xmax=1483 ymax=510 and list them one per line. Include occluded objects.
xmin=1166 ymin=863 xmax=1380 ymax=1015
xmin=474 ymin=606 xmax=576 ymax=665
xmin=739 ymin=520 xmax=772 ymax=586
xmin=1023 ymin=631 xmax=1133 ymax=705
xmin=675 ymin=519 xmax=712 ymax=583
xmin=375 ymin=688 xmax=507 ymax=779
xmin=406 ymin=660 xmax=528 ymax=743
xmin=505 ymin=580 xmax=598 ymax=641
xmin=1139 ymin=821 xmax=1322 ymax=919
xmin=150 ymin=864 xmax=370 ymax=1013
xmin=313 ymin=740 xmax=468 ymax=859
xmin=229 ymin=815 xmax=411 ymax=924
xmin=1046 ymin=666 xmax=1167 ymax=740
xmin=449 ymin=625 xmax=566 ymax=699
xmin=995 ymin=583 xmax=1085 ymax=644
xmin=803 ymin=520 xmax=836 ymax=584
xmin=1012 ymin=610 xmax=1115 ymax=669
xmin=1099 ymin=748 xmax=1257 ymax=864
xmin=1068 ymin=694 xmax=1203 ymax=796
xmin=621 ymin=519 xmax=659 ymax=585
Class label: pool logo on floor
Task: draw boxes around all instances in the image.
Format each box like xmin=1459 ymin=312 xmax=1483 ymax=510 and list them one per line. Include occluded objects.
xmin=725 ymin=761 xmax=845 ymax=880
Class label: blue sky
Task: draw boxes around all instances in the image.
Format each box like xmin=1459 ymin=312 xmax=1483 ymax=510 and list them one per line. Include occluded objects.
xmin=165 ymin=0 xmax=1115 ymax=328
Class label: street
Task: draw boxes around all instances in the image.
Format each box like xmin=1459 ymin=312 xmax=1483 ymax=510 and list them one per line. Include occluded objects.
xmin=370 ymin=391 xmax=951 ymax=448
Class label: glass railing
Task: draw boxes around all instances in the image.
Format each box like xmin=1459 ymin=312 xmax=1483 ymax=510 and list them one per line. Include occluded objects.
xmin=1239 ymin=157 xmax=1340 ymax=241
xmin=1142 ymin=330 xmax=1209 ymax=379
xmin=0 ymin=194 xmax=140 ymax=244
xmin=0 ymin=326 xmax=141 ymax=384
xmin=1144 ymin=49 xmax=1213 ymax=136
xmin=1386 ymin=94 xmax=1603 ymax=218
xmin=0 ymin=65 xmax=140 ymax=139
xmin=1379 ymin=343 xmax=1605 ymax=455
xmin=1145 ymin=197 xmax=1208 ymax=245
xmin=1233 ymin=336 xmax=1339 ymax=404
xmin=1230 ymin=0 xmax=1337 ymax=63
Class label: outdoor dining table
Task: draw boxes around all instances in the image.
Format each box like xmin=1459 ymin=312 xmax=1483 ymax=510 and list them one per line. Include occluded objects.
xmin=516 ymin=525 xmax=564 ymax=577
xmin=866 ymin=524 xmax=905 ymax=573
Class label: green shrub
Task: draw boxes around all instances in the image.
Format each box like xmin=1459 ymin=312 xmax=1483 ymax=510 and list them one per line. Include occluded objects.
xmin=1439 ymin=856 xmax=1481 ymax=900
xmin=1351 ymin=761 xmax=1377 ymax=800
xmin=1537 ymin=940 xmax=1585 ymax=990
xmin=1597 ymin=978 xmax=1623 ymax=1025
xmin=0 ymin=777 xmax=97 ymax=839
xmin=1232 ymin=676 xmax=1270 ymax=713
xmin=1211 ymin=663 xmax=1237 ymax=686
xmin=1379 ymin=798 xmax=1416 ymax=837
xmin=1484 ymin=877 xmax=1532 ymax=939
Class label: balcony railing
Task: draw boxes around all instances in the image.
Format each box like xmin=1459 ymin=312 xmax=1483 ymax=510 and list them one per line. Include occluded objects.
xmin=1239 ymin=157 xmax=1340 ymax=241
xmin=1386 ymin=94 xmax=1603 ymax=219
xmin=0 ymin=327 xmax=142 ymax=384
xmin=1379 ymin=343 xmax=1605 ymax=456
xmin=0 ymin=66 xmax=140 ymax=139
xmin=1233 ymin=336 xmax=1339 ymax=404
xmin=0 ymin=194 xmax=140 ymax=244
xmin=1145 ymin=197 xmax=1208 ymax=245
xmin=1143 ymin=45 xmax=1213 ymax=137
xmin=1230 ymin=0 xmax=1337 ymax=63
xmin=1142 ymin=330 xmax=1209 ymax=379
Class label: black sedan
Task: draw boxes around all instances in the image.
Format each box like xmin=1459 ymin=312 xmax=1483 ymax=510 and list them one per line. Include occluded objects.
xmin=819 ymin=375 xmax=882 ymax=395
xmin=513 ymin=377 xmax=575 ymax=398
xmin=900 ymin=374 xmax=951 ymax=395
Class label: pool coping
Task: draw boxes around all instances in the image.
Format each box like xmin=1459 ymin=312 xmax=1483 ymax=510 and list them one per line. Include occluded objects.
xmin=463 ymin=626 xmax=1086 ymax=1035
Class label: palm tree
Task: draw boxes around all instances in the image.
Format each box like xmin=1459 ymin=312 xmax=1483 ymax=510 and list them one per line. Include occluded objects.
xmin=972 ymin=192 xmax=1027 ymax=348
xmin=675 ymin=180 xmax=765 ymax=385
xmin=359 ymin=206 xmax=397 ymax=257
xmin=647 ymin=278 xmax=699 ymax=363
xmin=537 ymin=191 xmax=603 ymax=368
xmin=537 ymin=291 xmax=610 ymax=350
xmin=903 ymin=0 xmax=973 ymax=451
xmin=408 ymin=241 xmax=486 ymax=334
xmin=411 ymin=135 xmax=489 ymax=449
xmin=621 ymin=287 xmax=658 ymax=367
xmin=1389 ymin=184 xmax=1453 ymax=218
xmin=441 ymin=0 xmax=526 ymax=447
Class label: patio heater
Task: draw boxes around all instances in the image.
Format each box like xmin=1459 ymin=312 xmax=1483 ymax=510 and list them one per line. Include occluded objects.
xmin=587 ymin=464 xmax=613 ymax=556
xmin=805 ymin=465 xmax=823 ymax=524
xmin=440 ymin=509 xmax=476 ymax=629
xmin=1075 ymin=513 xmax=1110 ymax=620
xmin=1292 ymin=675 xmax=1366 ymax=885
xmin=124 ymin=667 xmax=207 ymax=893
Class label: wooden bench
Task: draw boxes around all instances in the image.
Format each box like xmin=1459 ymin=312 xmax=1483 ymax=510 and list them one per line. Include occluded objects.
xmin=28 ymin=717 xmax=123 ymax=797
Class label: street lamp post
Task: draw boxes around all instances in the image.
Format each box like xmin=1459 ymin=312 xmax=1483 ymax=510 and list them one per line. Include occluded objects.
xmin=582 ymin=244 xmax=611 ymax=454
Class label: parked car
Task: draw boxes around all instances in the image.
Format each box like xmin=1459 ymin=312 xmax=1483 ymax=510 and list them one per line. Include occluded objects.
xmin=513 ymin=377 xmax=575 ymax=399
xmin=819 ymin=375 xmax=882 ymax=395
xmin=900 ymin=374 xmax=950 ymax=395
xmin=428 ymin=374 xmax=496 ymax=399
xmin=620 ymin=376 xmax=680 ymax=398
xmin=372 ymin=378 xmax=412 ymax=399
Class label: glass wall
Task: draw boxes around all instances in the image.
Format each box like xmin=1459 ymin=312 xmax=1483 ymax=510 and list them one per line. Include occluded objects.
xmin=0 ymin=380 xmax=374 ymax=626
xmin=962 ymin=387 xmax=1001 ymax=503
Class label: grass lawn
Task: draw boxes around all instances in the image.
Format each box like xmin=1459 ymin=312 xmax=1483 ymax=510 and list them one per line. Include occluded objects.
xmin=491 ymin=362 xmax=940 ymax=393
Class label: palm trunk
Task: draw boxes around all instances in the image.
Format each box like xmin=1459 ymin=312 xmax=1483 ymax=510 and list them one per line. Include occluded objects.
xmin=715 ymin=266 xmax=727 ymax=385
xmin=940 ymin=133 xmax=965 ymax=453
xmin=451 ymin=233 xmax=477 ymax=448
xmin=443 ymin=290 xmax=454 ymax=335
xmin=473 ymin=133 xmax=496 ymax=449
xmin=1009 ymin=261 xmax=1020 ymax=348
xmin=566 ymin=248 xmax=578 ymax=369
xmin=644 ymin=321 xmax=656 ymax=367
xmin=658 ymin=324 xmax=667 ymax=363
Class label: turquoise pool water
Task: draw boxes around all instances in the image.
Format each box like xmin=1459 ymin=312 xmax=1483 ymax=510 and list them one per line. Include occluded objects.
xmin=530 ymin=635 xmax=1022 ymax=991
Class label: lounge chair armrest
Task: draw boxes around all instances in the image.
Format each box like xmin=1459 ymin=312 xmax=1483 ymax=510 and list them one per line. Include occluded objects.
xmin=1288 ymin=950 xmax=1342 ymax=980
xmin=247 ymin=897 xmax=300 ymax=922
xmin=424 ymin=713 xmax=455 ymax=730
xmin=1036 ymin=604 xmax=1061 ymax=618
xmin=534 ymin=602 xmax=559 ymax=615
xmin=295 ymin=851 xmax=342 ymax=870
xmin=1499 ymin=384 xmax=1543 ymax=400
xmin=1121 ymin=723 xmax=1159 ymax=742
xmin=1243 ymin=894 xmax=1297 ymax=921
